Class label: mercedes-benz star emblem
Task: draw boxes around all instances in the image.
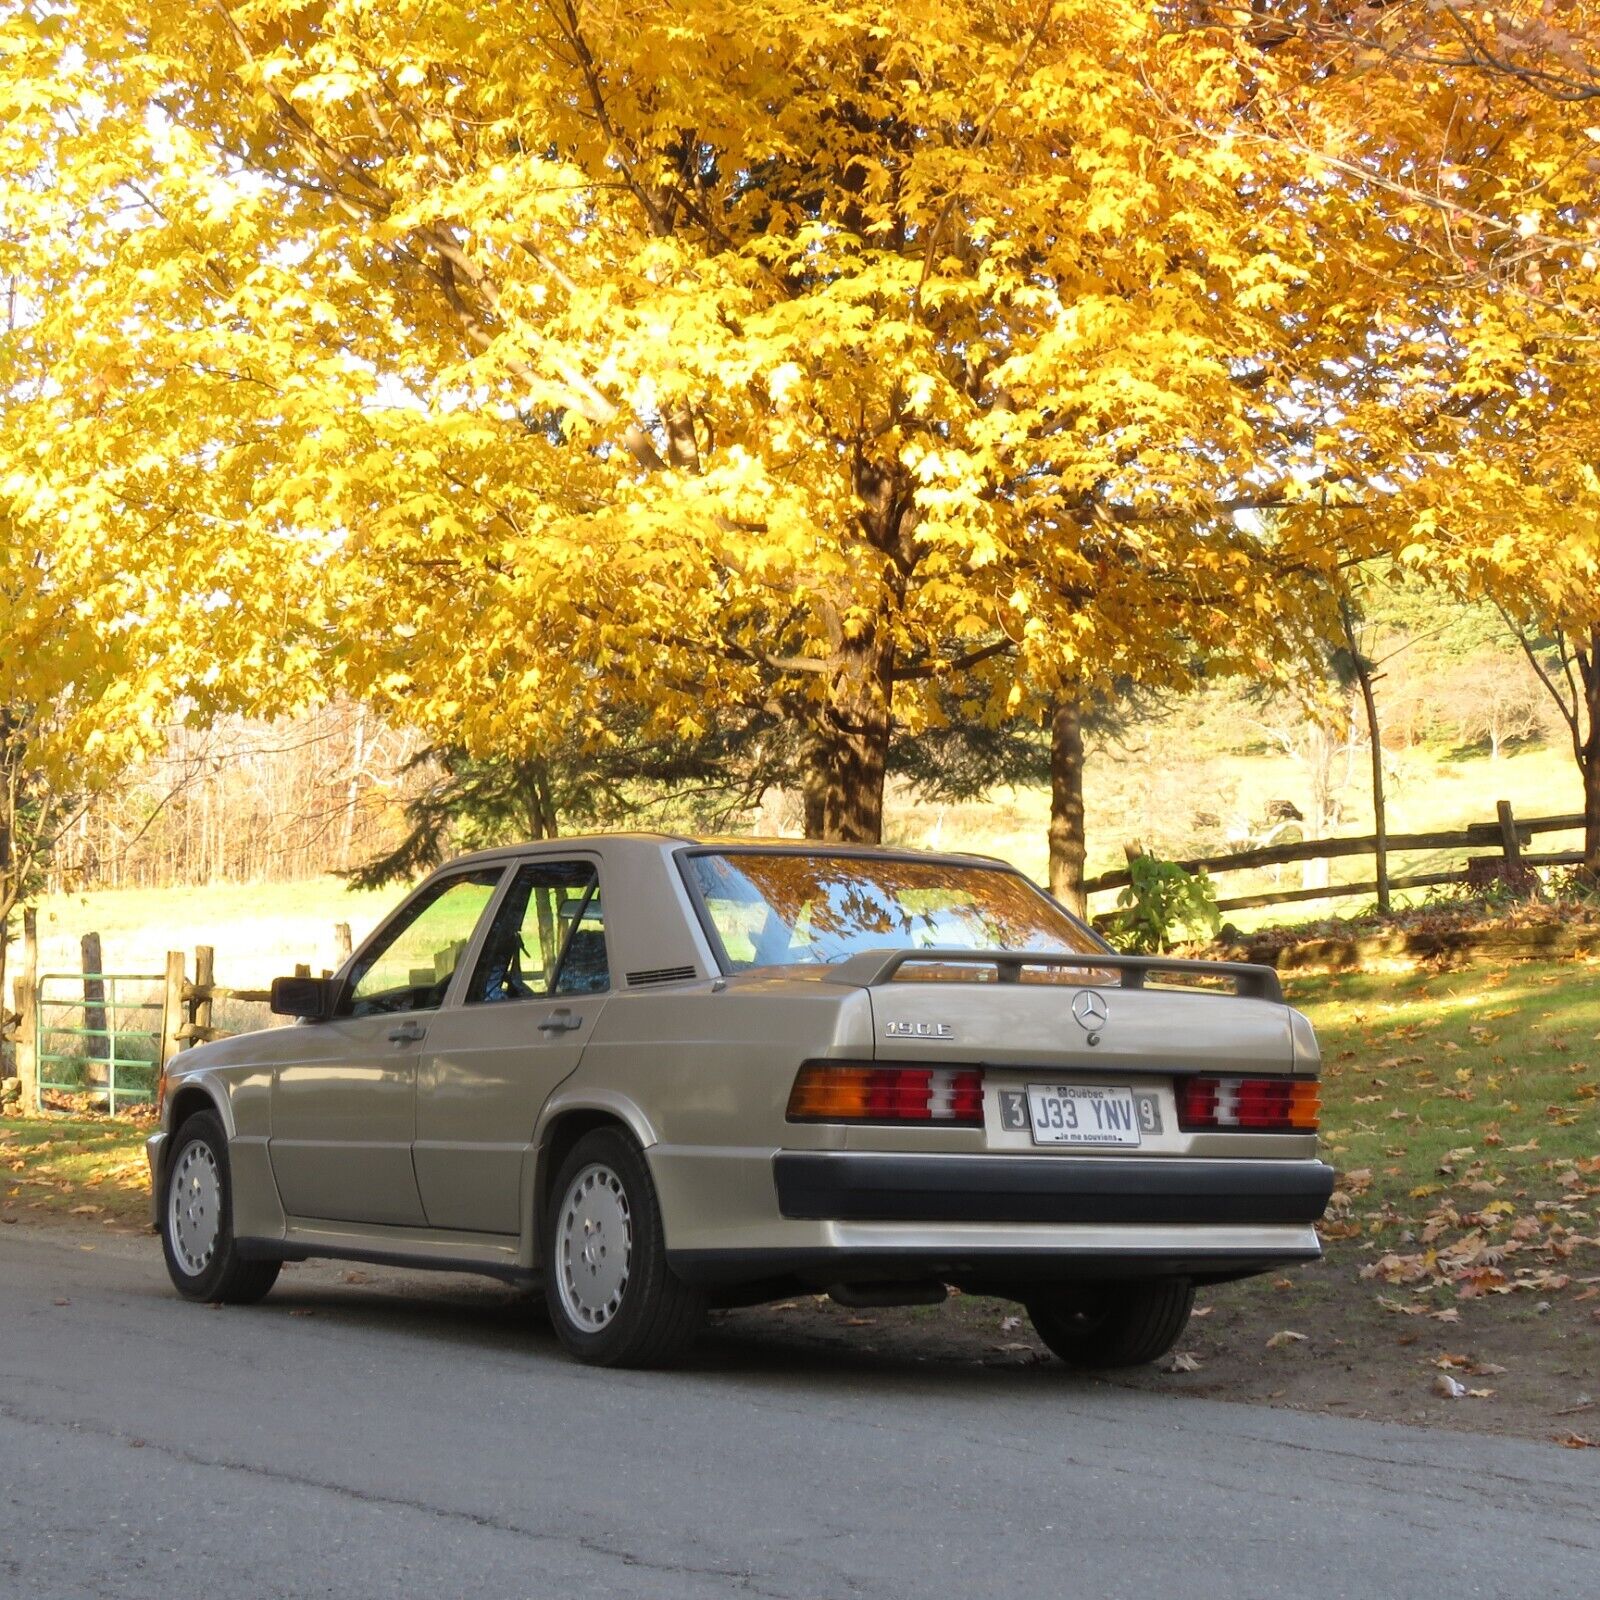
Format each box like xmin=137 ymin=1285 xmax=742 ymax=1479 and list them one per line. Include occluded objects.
xmin=1071 ymin=990 xmax=1109 ymax=1031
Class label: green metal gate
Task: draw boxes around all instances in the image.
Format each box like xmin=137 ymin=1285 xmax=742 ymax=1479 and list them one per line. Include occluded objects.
xmin=35 ymin=972 xmax=164 ymax=1114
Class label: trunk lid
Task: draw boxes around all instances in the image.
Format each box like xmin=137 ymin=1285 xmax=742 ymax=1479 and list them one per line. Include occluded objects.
xmin=830 ymin=948 xmax=1300 ymax=1076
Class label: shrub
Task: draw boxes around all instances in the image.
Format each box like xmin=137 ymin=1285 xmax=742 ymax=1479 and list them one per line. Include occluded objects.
xmin=1109 ymin=855 xmax=1222 ymax=953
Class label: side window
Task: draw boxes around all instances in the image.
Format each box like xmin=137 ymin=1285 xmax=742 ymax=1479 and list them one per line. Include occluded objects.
xmin=468 ymin=861 xmax=609 ymax=1004
xmin=343 ymin=869 xmax=504 ymax=1018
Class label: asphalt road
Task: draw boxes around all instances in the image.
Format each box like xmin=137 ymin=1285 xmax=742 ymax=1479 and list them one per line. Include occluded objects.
xmin=1 ymin=1224 xmax=1595 ymax=1600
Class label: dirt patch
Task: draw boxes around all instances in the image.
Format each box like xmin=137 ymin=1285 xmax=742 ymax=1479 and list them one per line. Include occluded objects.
xmin=714 ymin=1245 xmax=1600 ymax=1447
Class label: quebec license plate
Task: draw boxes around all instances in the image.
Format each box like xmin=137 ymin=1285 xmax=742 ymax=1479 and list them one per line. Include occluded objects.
xmin=1025 ymin=1084 xmax=1145 ymax=1147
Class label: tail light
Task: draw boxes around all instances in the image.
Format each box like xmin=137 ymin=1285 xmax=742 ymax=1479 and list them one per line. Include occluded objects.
xmin=1177 ymin=1076 xmax=1319 ymax=1133
xmin=788 ymin=1064 xmax=985 ymax=1126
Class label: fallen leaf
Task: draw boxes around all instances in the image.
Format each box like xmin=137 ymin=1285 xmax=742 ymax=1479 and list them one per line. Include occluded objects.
xmin=1556 ymin=1432 xmax=1599 ymax=1449
xmin=1000 ymin=1315 xmax=1023 ymax=1332
xmin=1433 ymin=1372 xmax=1468 ymax=1399
xmin=1167 ymin=1352 xmax=1202 ymax=1373
xmin=1266 ymin=1330 xmax=1308 ymax=1349
xmin=51 ymin=1297 xmax=69 ymax=1307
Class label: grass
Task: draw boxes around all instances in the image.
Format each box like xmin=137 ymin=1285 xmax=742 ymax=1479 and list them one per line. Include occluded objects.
xmin=34 ymin=876 xmax=395 ymax=990
xmin=1293 ymin=961 xmax=1600 ymax=1197
xmin=1283 ymin=961 xmax=1599 ymax=1312
xmin=0 ymin=1115 xmax=152 ymax=1227
xmin=889 ymin=739 xmax=1585 ymax=933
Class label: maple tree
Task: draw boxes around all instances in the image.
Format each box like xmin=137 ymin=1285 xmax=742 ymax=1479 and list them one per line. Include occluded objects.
xmin=0 ymin=505 xmax=181 ymax=1004
xmin=0 ymin=0 xmax=1353 ymax=855
xmin=1218 ymin=2 xmax=1600 ymax=873
xmin=6 ymin=0 xmax=1598 ymax=882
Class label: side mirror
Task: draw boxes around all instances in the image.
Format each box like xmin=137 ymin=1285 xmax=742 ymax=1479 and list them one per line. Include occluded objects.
xmin=270 ymin=975 xmax=340 ymax=1021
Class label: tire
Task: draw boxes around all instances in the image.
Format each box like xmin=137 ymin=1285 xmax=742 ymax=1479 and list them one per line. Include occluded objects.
xmin=160 ymin=1110 xmax=281 ymax=1305
xmin=1026 ymin=1279 xmax=1195 ymax=1369
xmin=543 ymin=1128 xmax=704 ymax=1367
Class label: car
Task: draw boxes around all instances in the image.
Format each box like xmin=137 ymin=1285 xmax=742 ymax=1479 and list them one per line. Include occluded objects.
xmin=149 ymin=834 xmax=1334 ymax=1368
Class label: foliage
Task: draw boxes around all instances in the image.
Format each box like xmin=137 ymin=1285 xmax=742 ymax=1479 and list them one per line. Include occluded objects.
xmin=4 ymin=0 xmax=1600 ymax=876
xmin=0 ymin=0 xmax=1348 ymax=848
xmin=1107 ymin=854 xmax=1221 ymax=954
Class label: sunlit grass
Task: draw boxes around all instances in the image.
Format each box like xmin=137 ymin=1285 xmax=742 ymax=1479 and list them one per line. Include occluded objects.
xmin=1292 ymin=963 xmax=1600 ymax=1192
xmin=0 ymin=1116 xmax=151 ymax=1225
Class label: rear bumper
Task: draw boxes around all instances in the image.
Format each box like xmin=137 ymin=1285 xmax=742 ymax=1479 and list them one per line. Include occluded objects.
xmin=773 ymin=1152 xmax=1336 ymax=1228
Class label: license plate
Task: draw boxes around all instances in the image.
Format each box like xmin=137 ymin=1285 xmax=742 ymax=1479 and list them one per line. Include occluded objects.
xmin=1026 ymin=1084 xmax=1144 ymax=1147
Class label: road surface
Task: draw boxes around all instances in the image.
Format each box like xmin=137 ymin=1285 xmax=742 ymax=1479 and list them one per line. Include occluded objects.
xmin=1 ymin=1223 xmax=1594 ymax=1599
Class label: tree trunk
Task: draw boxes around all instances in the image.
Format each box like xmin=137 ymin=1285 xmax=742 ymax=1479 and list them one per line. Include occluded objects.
xmin=798 ymin=730 xmax=829 ymax=840
xmin=815 ymin=630 xmax=894 ymax=843
xmin=1580 ymin=629 xmax=1600 ymax=883
xmin=1048 ymin=692 xmax=1088 ymax=916
xmin=1340 ymin=596 xmax=1390 ymax=915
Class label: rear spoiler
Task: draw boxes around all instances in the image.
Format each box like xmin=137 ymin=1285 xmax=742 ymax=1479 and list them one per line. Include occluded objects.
xmin=818 ymin=948 xmax=1284 ymax=1003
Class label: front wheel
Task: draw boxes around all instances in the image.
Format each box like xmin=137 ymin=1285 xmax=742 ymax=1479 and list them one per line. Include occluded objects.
xmin=543 ymin=1129 xmax=704 ymax=1367
xmin=160 ymin=1111 xmax=280 ymax=1305
xmin=1026 ymin=1279 xmax=1194 ymax=1369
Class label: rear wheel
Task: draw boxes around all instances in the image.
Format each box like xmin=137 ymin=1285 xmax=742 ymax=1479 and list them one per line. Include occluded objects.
xmin=1026 ymin=1279 xmax=1194 ymax=1369
xmin=543 ymin=1128 xmax=704 ymax=1367
xmin=160 ymin=1110 xmax=280 ymax=1305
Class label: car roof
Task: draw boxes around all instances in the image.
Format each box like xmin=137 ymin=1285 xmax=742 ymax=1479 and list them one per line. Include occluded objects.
xmin=442 ymin=831 xmax=1013 ymax=872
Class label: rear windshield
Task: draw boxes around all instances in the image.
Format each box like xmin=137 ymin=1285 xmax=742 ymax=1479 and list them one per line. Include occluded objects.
xmin=683 ymin=851 xmax=1102 ymax=971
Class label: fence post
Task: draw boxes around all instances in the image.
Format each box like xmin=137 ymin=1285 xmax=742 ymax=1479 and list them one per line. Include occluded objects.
xmin=334 ymin=922 xmax=352 ymax=967
xmin=81 ymin=931 xmax=106 ymax=1064
xmin=1496 ymin=800 xmax=1523 ymax=873
xmin=192 ymin=945 xmax=215 ymax=1047
xmin=158 ymin=952 xmax=186 ymax=1098
xmin=16 ymin=906 xmax=37 ymax=1110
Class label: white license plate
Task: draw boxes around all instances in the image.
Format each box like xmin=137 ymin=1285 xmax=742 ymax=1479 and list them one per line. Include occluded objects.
xmin=1026 ymin=1084 xmax=1143 ymax=1147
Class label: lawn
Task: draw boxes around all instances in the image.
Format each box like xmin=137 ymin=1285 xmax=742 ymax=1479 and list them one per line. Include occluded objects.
xmin=1289 ymin=960 xmax=1600 ymax=1304
xmin=1 ymin=1115 xmax=152 ymax=1228
xmin=33 ymin=876 xmax=395 ymax=991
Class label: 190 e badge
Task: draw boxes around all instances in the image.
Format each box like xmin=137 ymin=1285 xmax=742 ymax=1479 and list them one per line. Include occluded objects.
xmin=882 ymin=1021 xmax=954 ymax=1039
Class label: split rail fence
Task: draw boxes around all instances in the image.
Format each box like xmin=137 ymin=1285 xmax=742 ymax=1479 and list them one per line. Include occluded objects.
xmin=1083 ymin=800 xmax=1586 ymax=921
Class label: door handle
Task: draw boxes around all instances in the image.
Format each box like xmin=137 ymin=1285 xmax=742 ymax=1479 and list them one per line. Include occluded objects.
xmin=387 ymin=1021 xmax=427 ymax=1044
xmin=537 ymin=1007 xmax=583 ymax=1035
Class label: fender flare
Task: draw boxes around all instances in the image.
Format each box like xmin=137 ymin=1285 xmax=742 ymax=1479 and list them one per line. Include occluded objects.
xmin=522 ymin=1090 xmax=660 ymax=1266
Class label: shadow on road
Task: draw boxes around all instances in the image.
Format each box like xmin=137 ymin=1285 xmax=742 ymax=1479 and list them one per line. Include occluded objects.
xmin=169 ymin=1262 xmax=1091 ymax=1397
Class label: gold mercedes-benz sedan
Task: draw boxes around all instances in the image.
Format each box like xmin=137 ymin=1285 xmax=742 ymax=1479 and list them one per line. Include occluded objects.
xmin=149 ymin=835 xmax=1333 ymax=1368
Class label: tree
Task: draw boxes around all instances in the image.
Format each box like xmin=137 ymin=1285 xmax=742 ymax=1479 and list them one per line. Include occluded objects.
xmin=1221 ymin=2 xmax=1600 ymax=872
xmin=346 ymin=707 xmax=795 ymax=887
xmin=0 ymin=510 xmax=184 ymax=1004
xmin=2 ymin=0 xmax=1358 ymax=852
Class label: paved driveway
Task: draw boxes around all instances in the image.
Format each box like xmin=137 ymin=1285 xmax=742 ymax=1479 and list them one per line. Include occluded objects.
xmin=1 ymin=1224 xmax=1594 ymax=1599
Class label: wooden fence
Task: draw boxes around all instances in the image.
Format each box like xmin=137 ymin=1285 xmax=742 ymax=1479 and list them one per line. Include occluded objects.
xmin=2 ymin=917 xmax=353 ymax=1115
xmin=1084 ymin=800 xmax=1586 ymax=919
